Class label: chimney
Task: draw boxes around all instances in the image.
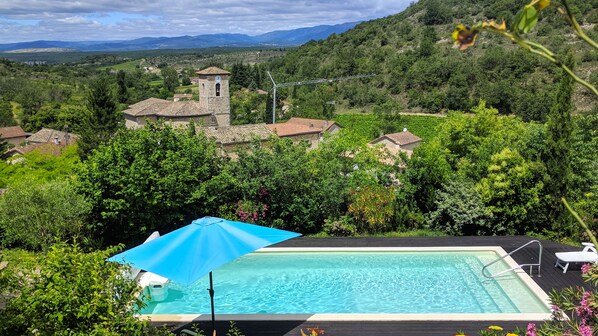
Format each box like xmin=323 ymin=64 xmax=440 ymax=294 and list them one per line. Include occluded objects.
xmin=53 ymin=136 xmax=59 ymax=144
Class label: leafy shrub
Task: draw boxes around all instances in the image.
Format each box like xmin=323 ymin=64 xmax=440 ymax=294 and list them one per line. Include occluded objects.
xmin=77 ymin=122 xmax=219 ymax=245
xmin=428 ymin=179 xmax=493 ymax=235
xmin=0 ymin=244 xmax=172 ymax=335
xmin=348 ymin=185 xmax=397 ymax=233
xmin=0 ymin=179 xmax=91 ymax=251
xmin=323 ymin=216 xmax=356 ymax=237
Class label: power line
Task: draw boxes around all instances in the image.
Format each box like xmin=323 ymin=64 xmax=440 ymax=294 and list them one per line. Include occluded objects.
xmin=267 ymin=72 xmax=376 ymax=124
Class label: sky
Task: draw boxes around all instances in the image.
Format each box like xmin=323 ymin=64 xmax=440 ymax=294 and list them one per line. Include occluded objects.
xmin=0 ymin=0 xmax=414 ymax=44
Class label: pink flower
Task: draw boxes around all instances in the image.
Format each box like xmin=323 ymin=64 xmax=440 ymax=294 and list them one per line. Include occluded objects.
xmin=582 ymin=263 xmax=593 ymax=274
xmin=526 ymin=323 xmax=537 ymax=336
xmin=576 ymin=291 xmax=593 ymax=317
xmin=579 ymin=324 xmax=593 ymax=336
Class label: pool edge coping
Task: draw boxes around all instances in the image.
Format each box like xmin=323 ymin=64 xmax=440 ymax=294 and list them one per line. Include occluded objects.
xmin=141 ymin=246 xmax=553 ymax=323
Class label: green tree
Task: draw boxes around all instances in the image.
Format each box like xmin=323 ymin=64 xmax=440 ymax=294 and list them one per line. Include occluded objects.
xmin=0 ymin=179 xmax=91 ymax=251
xmin=422 ymin=0 xmax=450 ymax=25
xmin=0 ymin=99 xmax=16 ymax=126
xmin=402 ymin=141 xmax=452 ymax=213
xmin=161 ymin=67 xmax=179 ymax=92
xmin=0 ymin=244 xmax=171 ymax=335
xmin=428 ymin=179 xmax=493 ymax=235
xmin=76 ymin=122 xmax=219 ymax=245
xmin=544 ymin=51 xmax=575 ymax=234
xmin=212 ymin=137 xmax=347 ymax=233
xmin=78 ymin=75 xmax=122 ymax=159
xmin=117 ymin=70 xmax=129 ymax=103
xmin=348 ymin=184 xmax=397 ymax=233
xmin=181 ymin=72 xmax=192 ymax=86
xmin=476 ymin=148 xmax=547 ymax=234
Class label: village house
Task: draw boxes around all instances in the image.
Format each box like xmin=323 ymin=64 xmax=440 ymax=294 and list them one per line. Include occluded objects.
xmin=368 ymin=129 xmax=422 ymax=157
xmin=267 ymin=117 xmax=341 ymax=149
xmin=2 ymin=127 xmax=79 ymax=159
xmin=201 ymin=124 xmax=273 ymax=158
xmin=26 ymin=128 xmax=79 ymax=146
xmin=0 ymin=126 xmax=27 ymax=146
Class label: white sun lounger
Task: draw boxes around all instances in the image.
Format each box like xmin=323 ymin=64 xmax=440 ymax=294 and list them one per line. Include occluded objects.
xmin=121 ymin=231 xmax=161 ymax=280
xmin=555 ymin=242 xmax=598 ymax=273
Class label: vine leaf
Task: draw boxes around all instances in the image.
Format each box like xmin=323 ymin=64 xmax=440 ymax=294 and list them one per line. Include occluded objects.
xmin=512 ymin=6 xmax=539 ymax=34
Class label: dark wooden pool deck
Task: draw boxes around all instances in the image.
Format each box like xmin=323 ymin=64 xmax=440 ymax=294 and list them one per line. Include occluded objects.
xmin=162 ymin=236 xmax=590 ymax=336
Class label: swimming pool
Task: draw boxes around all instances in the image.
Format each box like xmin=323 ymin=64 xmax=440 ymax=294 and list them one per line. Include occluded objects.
xmin=141 ymin=247 xmax=551 ymax=321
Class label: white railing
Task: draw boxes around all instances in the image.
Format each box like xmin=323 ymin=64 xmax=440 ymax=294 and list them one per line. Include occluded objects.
xmin=482 ymin=240 xmax=543 ymax=278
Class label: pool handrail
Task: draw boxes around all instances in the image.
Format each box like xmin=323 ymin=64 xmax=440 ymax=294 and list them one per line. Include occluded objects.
xmin=482 ymin=240 xmax=543 ymax=278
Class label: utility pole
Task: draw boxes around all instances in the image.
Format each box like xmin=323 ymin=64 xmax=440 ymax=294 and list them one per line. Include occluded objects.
xmin=266 ymin=72 xmax=376 ymax=124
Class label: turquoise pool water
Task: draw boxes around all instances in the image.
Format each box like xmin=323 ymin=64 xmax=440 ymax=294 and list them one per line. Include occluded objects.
xmin=140 ymin=251 xmax=549 ymax=315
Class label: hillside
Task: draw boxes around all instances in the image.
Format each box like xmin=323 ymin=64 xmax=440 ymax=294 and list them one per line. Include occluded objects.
xmin=267 ymin=0 xmax=598 ymax=119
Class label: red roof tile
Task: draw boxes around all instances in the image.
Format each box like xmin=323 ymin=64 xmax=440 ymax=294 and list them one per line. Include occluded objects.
xmin=0 ymin=126 xmax=26 ymax=139
xmin=266 ymin=123 xmax=321 ymax=137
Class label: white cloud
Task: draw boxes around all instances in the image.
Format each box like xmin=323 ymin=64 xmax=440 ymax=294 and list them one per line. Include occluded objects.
xmin=0 ymin=0 xmax=414 ymax=43
xmin=57 ymin=16 xmax=89 ymax=24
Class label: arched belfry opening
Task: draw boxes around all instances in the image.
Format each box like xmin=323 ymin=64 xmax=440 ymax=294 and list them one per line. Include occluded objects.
xmin=196 ymin=66 xmax=230 ymax=127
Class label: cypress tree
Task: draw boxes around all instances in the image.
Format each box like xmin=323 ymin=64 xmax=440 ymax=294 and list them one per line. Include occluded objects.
xmin=116 ymin=70 xmax=129 ymax=103
xmin=544 ymin=51 xmax=574 ymax=234
xmin=78 ymin=75 xmax=121 ymax=159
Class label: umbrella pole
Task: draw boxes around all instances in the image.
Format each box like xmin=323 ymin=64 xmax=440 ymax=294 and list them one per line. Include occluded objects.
xmin=209 ymin=271 xmax=216 ymax=335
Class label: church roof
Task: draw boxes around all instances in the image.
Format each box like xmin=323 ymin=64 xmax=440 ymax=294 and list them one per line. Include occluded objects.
xmin=196 ymin=67 xmax=230 ymax=75
xmin=160 ymin=101 xmax=209 ymax=117
xmin=123 ymin=98 xmax=209 ymax=117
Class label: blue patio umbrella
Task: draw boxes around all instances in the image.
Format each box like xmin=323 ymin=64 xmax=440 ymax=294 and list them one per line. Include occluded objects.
xmin=108 ymin=216 xmax=301 ymax=334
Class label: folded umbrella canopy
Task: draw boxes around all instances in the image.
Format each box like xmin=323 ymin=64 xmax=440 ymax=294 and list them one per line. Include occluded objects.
xmin=108 ymin=216 xmax=301 ymax=334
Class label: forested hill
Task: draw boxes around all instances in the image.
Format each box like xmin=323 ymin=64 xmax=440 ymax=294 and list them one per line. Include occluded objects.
xmin=267 ymin=0 xmax=598 ymax=120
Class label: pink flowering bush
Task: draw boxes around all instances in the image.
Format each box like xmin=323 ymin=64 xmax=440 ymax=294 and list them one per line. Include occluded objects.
xmin=235 ymin=200 xmax=268 ymax=224
xmin=537 ymin=263 xmax=598 ymax=336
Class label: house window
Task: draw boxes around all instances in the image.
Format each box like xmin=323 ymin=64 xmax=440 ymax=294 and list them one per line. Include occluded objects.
xmin=215 ymin=83 xmax=221 ymax=97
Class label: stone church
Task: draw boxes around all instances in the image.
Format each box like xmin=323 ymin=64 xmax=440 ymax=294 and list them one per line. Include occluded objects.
xmin=123 ymin=67 xmax=231 ymax=129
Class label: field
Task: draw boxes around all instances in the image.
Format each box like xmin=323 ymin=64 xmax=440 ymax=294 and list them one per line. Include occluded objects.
xmin=334 ymin=113 xmax=445 ymax=142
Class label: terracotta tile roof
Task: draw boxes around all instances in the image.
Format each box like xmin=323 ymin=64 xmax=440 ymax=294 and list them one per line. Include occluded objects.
xmin=196 ymin=67 xmax=230 ymax=75
xmin=371 ymin=131 xmax=422 ymax=146
xmin=27 ymin=128 xmax=79 ymax=144
xmin=173 ymin=94 xmax=193 ymax=98
xmin=286 ymin=117 xmax=337 ymax=132
xmin=266 ymin=117 xmax=337 ymax=137
xmin=201 ymin=124 xmax=273 ymax=145
xmin=266 ymin=123 xmax=321 ymax=137
xmin=0 ymin=126 xmax=26 ymax=139
xmin=123 ymin=98 xmax=209 ymax=118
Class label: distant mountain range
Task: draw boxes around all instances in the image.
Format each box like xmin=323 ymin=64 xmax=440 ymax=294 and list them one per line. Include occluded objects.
xmin=0 ymin=22 xmax=360 ymax=53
